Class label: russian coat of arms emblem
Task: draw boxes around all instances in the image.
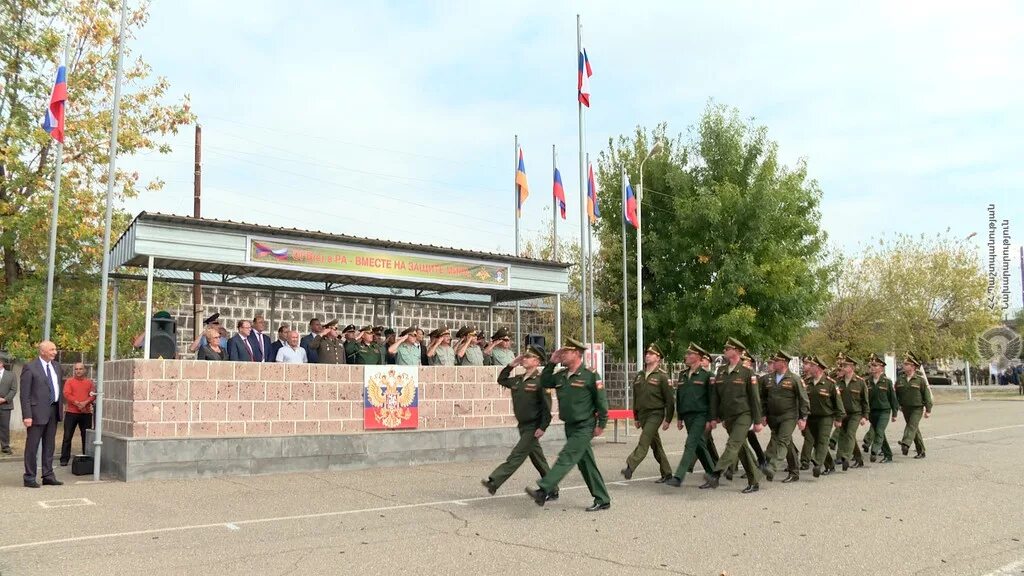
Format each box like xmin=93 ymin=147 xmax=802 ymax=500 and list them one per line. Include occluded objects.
xmin=363 ymin=366 xmax=419 ymax=429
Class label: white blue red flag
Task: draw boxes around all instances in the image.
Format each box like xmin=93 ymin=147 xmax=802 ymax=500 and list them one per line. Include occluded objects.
xmin=623 ymin=174 xmax=638 ymax=229
xmin=578 ymin=48 xmax=592 ymax=107
xmin=552 ymin=164 xmax=566 ymax=220
xmin=42 ymin=63 xmax=67 ymax=143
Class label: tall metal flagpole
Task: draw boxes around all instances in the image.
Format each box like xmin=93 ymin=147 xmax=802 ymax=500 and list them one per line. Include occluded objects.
xmin=577 ymin=14 xmax=588 ymax=361
xmin=621 ymin=166 xmax=630 ymax=410
xmin=93 ymin=0 xmax=129 ymax=480
xmin=552 ymin=145 xmax=562 ymax=349
xmin=43 ymin=42 xmax=70 ymax=341
xmin=514 ymin=135 xmax=521 ymax=354
xmin=586 ymin=154 xmax=596 ymax=354
xmin=635 ymin=166 xmax=644 ymax=368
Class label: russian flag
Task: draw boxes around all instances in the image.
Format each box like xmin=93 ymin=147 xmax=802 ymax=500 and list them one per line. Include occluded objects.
xmin=254 ymin=242 xmax=289 ymax=260
xmin=516 ymin=147 xmax=529 ymax=216
xmin=552 ymin=165 xmax=566 ymax=220
xmin=578 ymin=48 xmax=592 ymax=108
xmin=41 ymin=63 xmax=67 ymax=144
xmin=623 ymin=174 xmax=638 ymax=229
xmin=586 ymin=162 xmax=600 ymax=224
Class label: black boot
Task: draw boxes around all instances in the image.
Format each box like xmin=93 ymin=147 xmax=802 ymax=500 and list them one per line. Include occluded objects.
xmin=741 ymin=483 xmax=759 ymax=494
xmin=665 ymin=476 xmax=682 ymax=487
xmin=900 ymin=442 xmax=910 ymax=456
xmin=781 ymin=472 xmax=799 ymax=483
xmin=481 ymin=478 xmax=497 ymax=495
xmin=524 ymin=487 xmax=548 ymax=507
xmin=699 ymin=473 xmax=720 ymax=489
xmin=621 ymin=465 xmax=633 ymax=480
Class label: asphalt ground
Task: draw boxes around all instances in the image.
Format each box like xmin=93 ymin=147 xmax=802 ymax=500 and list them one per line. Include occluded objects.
xmin=0 ymin=398 xmax=1022 ymax=576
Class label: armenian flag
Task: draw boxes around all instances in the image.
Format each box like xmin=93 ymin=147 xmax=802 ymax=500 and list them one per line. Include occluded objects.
xmin=516 ymin=147 xmax=529 ymax=216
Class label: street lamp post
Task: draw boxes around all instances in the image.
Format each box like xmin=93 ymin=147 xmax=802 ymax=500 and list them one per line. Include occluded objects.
xmin=636 ymin=141 xmax=662 ymax=369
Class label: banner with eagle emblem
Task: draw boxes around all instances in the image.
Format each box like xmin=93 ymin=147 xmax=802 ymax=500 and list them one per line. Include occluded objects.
xmin=364 ymin=366 xmax=419 ymax=429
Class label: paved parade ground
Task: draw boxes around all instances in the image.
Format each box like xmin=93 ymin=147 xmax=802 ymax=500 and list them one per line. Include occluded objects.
xmin=0 ymin=395 xmax=1021 ymax=576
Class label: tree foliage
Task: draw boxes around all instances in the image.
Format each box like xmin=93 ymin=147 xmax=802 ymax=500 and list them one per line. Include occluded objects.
xmin=0 ymin=0 xmax=194 ymax=358
xmin=593 ymin=103 xmax=832 ymax=361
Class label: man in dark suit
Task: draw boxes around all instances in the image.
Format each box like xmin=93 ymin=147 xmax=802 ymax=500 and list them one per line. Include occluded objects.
xmin=228 ymin=320 xmax=260 ymax=361
xmin=0 ymin=355 xmax=17 ymax=454
xmin=251 ymin=316 xmax=273 ymax=362
xmin=20 ymin=341 xmax=63 ymax=487
xmin=268 ymin=324 xmax=289 ymax=364
xmin=300 ymin=318 xmax=322 ymax=364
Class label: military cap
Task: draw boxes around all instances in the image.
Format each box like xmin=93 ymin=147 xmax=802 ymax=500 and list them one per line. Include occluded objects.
xmin=203 ymin=313 xmax=221 ymax=325
xmin=803 ymin=355 xmax=828 ymax=370
xmin=563 ymin=337 xmax=588 ymax=352
xmin=428 ymin=326 xmax=450 ymax=339
xmin=358 ymin=324 xmax=373 ymax=332
xmin=867 ymin=352 xmax=886 ymax=366
xmin=741 ymin=350 xmax=753 ymax=363
xmin=770 ymin=350 xmax=793 ymax=362
xmin=400 ymin=326 xmax=417 ymax=337
xmin=323 ymin=319 xmax=339 ymax=329
xmin=723 ymin=337 xmax=747 ymax=352
xmin=341 ymin=324 xmax=356 ymax=334
xmin=836 ymin=352 xmax=858 ymax=366
xmin=491 ymin=327 xmax=510 ymax=340
xmin=523 ymin=345 xmax=547 ymax=362
xmin=902 ymin=352 xmax=922 ymax=367
xmin=455 ymin=326 xmax=477 ymax=339
xmin=685 ymin=342 xmax=710 ymax=359
xmin=154 ymin=310 xmax=172 ymax=319
xmin=384 ymin=328 xmax=396 ymax=337
xmin=373 ymin=325 xmax=385 ymax=335
xmin=645 ymin=343 xmax=663 ymax=358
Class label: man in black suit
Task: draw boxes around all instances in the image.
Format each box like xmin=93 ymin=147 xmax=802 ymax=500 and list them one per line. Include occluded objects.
xmin=251 ymin=316 xmax=273 ymax=362
xmin=300 ymin=318 xmax=322 ymax=364
xmin=20 ymin=341 xmax=63 ymax=488
xmin=0 ymin=355 xmax=17 ymax=454
xmin=228 ymin=320 xmax=261 ymax=361
xmin=269 ymin=324 xmax=289 ymax=364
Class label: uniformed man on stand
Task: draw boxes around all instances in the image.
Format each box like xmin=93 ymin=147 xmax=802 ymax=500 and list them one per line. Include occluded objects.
xmin=760 ymin=351 xmax=808 ymax=483
xmin=863 ymin=353 xmax=899 ymax=463
xmin=525 ymin=337 xmax=610 ymax=511
xmin=345 ymin=325 xmax=384 ymax=365
xmin=666 ymin=343 xmax=717 ymax=488
xmin=388 ymin=327 xmax=422 ymax=366
xmin=835 ymin=353 xmax=869 ymax=470
xmin=622 ymin=344 xmax=674 ymax=482
xmin=484 ymin=327 xmax=516 ymax=367
xmin=802 ymin=356 xmax=845 ymax=478
xmin=427 ymin=326 xmax=456 ymax=366
xmin=482 ymin=346 xmax=556 ymax=497
xmin=895 ymin=352 xmax=932 ymax=458
xmin=310 ymin=320 xmax=346 ymax=364
xmin=699 ymin=338 xmax=763 ymax=494
xmin=456 ymin=326 xmax=485 ymax=366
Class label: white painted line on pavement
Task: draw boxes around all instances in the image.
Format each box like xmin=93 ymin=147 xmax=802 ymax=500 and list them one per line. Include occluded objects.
xmin=449 ymin=501 xmax=468 ymax=506
xmin=980 ymin=558 xmax=1024 ymax=576
xmin=37 ymin=498 xmax=94 ymax=509
xmin=224 ymin=523 xmax=240 ymax=531
xmin=928 ymin=424 xmax=1024 ymax=441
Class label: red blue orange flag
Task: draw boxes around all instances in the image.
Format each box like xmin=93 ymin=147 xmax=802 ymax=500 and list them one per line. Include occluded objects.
xmin=578 ymin=48 xmax=592 ymax=108
xmin=42 ymin=63 xmax=68 ymax=143
xmin=553 ymin=163 xmax=566 ymax=220
xmin=623 ymin=174 xmax=638 ymax=229
xmin=586 ymin=162 xmax=600 ymax=224
xmin=516 ymin=147 xmax=529 ymax=216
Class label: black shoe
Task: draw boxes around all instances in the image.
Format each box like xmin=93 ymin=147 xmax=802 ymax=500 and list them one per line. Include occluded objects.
xmin=900 ymin=442 xmax=910 ymax=456
xmin=665 ymin=476 xmax=682 ymax=487
xmin=822 ymin=466 xmax=834 ymax=476
xmin=585 ymin=502 xmax=611 ymax=512
xmin=621 ymin=465 xmax=633 ymax=480
xmin=861 ymin=443 xmax=869 ymax=453
xmin=812 ymin=465 xmax=821 ymax=478
xmin=782 ymin=473 xmax=799 ymax=483
xmin=914 ymin=452 xmax=926 ymax=459
xmin=24 ymin=480 xmax=40 ymax=488
xmin=880 ymin=456 xmax=893 ymax=463
xmin=524 ymin=487 xmax=547 ymax=507
xmin=800 ymin=462 xmax=810 ymax=471
xmin=741 ymin=484 xmax=759 ymax=494
xmin=763 ymin=466 xmax=774 ymax=482
xmin=1 ymin=447 xmax=12 ymax=454
xmin=481 ymin=478 xmax=497 ymax=496
xmin=870 ymin=454 xmax=877 ymax=463
xmin=699 ymin=474 xmax=720 ymax=489
xmin=841 ymin=458 xmax=850 ymax=472
xmin=723 ymin=470 xmax=733 ymax=481
xmin=852 ymin=460 xmax=864 ymax=469
xmin=60 ymin=461 xmax=69 ymax=467
xmin=654 ymin=475 xmax=672 ymax=484
xmin=42 ymin=477 xmax=63 ymax=486
xmin=548 ymin=492 xmax=559 ymax=501
xmin=829 ymin=439 xmax=837 ymax=450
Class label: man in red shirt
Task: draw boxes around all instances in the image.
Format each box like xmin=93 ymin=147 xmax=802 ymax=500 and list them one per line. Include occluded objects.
xmin=60 ymin=363 xmax=95 ymax=466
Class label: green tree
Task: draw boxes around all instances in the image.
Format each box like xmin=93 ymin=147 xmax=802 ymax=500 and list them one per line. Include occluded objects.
xmin=0 ymin=0 xmax=194 ymax=358
xmin=593 ymin=104 xmax=833 ymax=361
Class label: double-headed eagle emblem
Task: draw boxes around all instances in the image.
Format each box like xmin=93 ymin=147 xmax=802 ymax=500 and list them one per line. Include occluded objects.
xmin=365 ymin=369 xmax=417 ymax=428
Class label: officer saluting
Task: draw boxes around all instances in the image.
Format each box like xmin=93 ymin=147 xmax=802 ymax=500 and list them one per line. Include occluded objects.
xmin=525 ymin=337 xmax=611 ymax=511
xmin=622 ymin=343 xmax=674 ymax=483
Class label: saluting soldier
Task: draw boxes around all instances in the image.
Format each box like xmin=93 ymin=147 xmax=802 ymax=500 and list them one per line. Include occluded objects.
xmin=666 ymin=343 xmax=717 ymax=488
xmin=895 ymin=352 xmax=932 ymax=458
xmin=622 ymin=344 xmax=674 ymax=482
xmin=700 ymin=338 xmax=763 ymax=494
xmin=310 ymin=320 xmax=346 ymax=364
xmin=482 ymin=346 xmax=556 ymax=498
xmin=802 ymin=356 xmax=845 ymax=477
xmin=345 ymin=325 xmax=385 ymax=365
xmin=484 ymin=327 xmax=516 ymax=367
xmin=456 ymin=326 xmax=485 ymax=366
xmin=760 ymin=351 xmax=809 ymax=483
xmin=862 ymin=353 xmax=899 ymax=463
xmin=427 ymin=326 xmax=456 ymax=366
xmin=525 ymin=337 xmax=611 ymax=511
xmin=835 ymin=353 xmax=869 ymax=470
xmin=388 ymin=327 xmax=422 ymax=366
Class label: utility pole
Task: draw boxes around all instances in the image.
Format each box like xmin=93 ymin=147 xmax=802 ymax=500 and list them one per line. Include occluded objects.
xmin=192 ymin=124 xmax=202 ymax=335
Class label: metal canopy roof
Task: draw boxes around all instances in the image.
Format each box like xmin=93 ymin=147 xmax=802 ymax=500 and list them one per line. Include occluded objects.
xmin=109 ymin=212 xmax=570 ymax=305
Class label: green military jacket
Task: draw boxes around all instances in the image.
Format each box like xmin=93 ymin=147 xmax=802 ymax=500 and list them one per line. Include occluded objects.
xmin=676 ymin=366 xmax=712 ymax=418
xmin=867 ymin=374 xmax=899 ymax=418
xmin=310 ymin=335 xmax=346 ymax=364
xmin=709 ymin=363 xmax=762 ymax=422
xmin=761 ymin=370 xmax=809 ymax=420
xmin=429 ymin=345 xmax=456 ymax=366
xmin=895 ymin=372 xmax=933 ymax=411
xmin=838 ymin=375 xmax=870 ymax=416
xmin=540 ymin=362 xmax=609 ymax=428
xmin=344 ymin=340 xmax=384 ymax=365
xmin=488 ymin=347 xmax=516 ymax=367
xmin=459 ymin=345 xmax=485 ymax=366
xmin=806 ymin=375 xmax=845 ymax=419
xmin=498 ymin=365 xmax=552 ymax=430
xmin=631 ymin=367 xmax=674 ymax=422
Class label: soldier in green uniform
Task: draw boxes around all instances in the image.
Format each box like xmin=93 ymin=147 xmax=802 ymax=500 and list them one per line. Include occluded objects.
xmin=427 ymin=326 xmax=456 ymax=366
xmin=388 ymin=327 xmax=422 ymax=366
xmin=699 ymin=337 xmax=763 ymax=494
xmin=895 ymin=352 xmax=932 ymax=458
xmin=701 ymin=352 xmax=721 ymax=466
xmin=835 ymin=353 xmax=870 ymax=470
xmin=862 ymin=353 xmax=899 ymax=463
xmin=484 ymin=327 xmax=517 ymax=367
xmin=456 ymin=326 xmax=485 ymax=366
xmin=482 ymin=346 xmax=556 ymax=497
xmin=525 ymin=337 xmax=610 ymax=511
xmin=802 ymin=356 xmax=845 ymax=478
xmin=309 ymin=320 xmax=346 ymax=364
xmin=622 ymin=344 xmax=674 ymax=482
xmin=666 ymin=343 xmax=717 ymax=488
xmin=742 ymin=351 xmax=767 ymax=472
xmin=760 ymin=351 xmax=809 ymax=483
xmin=345 ymin=325 xmax=385 ymax=365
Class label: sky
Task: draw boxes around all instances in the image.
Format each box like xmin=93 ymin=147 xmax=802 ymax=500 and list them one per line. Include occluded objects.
xmin=119 ymin=0 xmax=1024 ymax=311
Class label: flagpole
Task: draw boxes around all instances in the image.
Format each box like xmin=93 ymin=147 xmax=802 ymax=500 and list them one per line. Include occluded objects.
xmin=514 ymin=135 xmax=521 ymax=354
xmin=42 ymin=42 xmax=70 ymax=341
xmin=552 ymin=144 xmax=562 ymax=349
xmin=577 ymin=14 xmax=588 ymax=361
xmin=586 ymin=153 xmax=596 ymax=354
xmin=635 ymin=142 xmax=661 ymax=368
xmin=93 ymin=0 xmax=129 ymax=480
xmin=621 ymin=165 xmax=630 ymax=410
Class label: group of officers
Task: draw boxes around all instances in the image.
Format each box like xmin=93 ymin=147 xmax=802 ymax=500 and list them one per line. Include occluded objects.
xmin=480 ymin=336 xmax=935 ymax=512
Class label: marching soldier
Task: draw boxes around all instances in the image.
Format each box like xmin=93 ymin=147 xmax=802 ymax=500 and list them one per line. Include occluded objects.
xmin=666 ymin=343 xmax=717 ymax=488
xmin=456 ymin=326 xmax=485 ymax=366
xmin=310 ymin=320 xmax=346 ymax=364
xmin=622 ymin=344 xmax=674 ymax=482
xmin=760 ymin=351 xmax=809 ymax=483
xmin=835 ymin=353 xmax=869 ymax=470
xmin=484 ymin=327 xmax=516 ymax=366
xmin=482 ymin=346 xmax=556 ymax=498
xmin=525 ymin=337 xmax=611 ymax=511
xmin=699 ymin=338 xmax=763 ymax=494
xmin=863 ymin=353 xmax=899 ymax=463
xmin=701 ymin=352 xmax=721 ymax=466
xmin=802 ymin=356 xmax=845 ymax=477
xmin=345 ymin=325 xmax=385 ymax=365
xmin=895 ymin=352 xmax=933 ymax=458
xmin=427 ymin=326 xmax=456 ymax=366
xmin=742 ymin=351 xmax=767 ymax=472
